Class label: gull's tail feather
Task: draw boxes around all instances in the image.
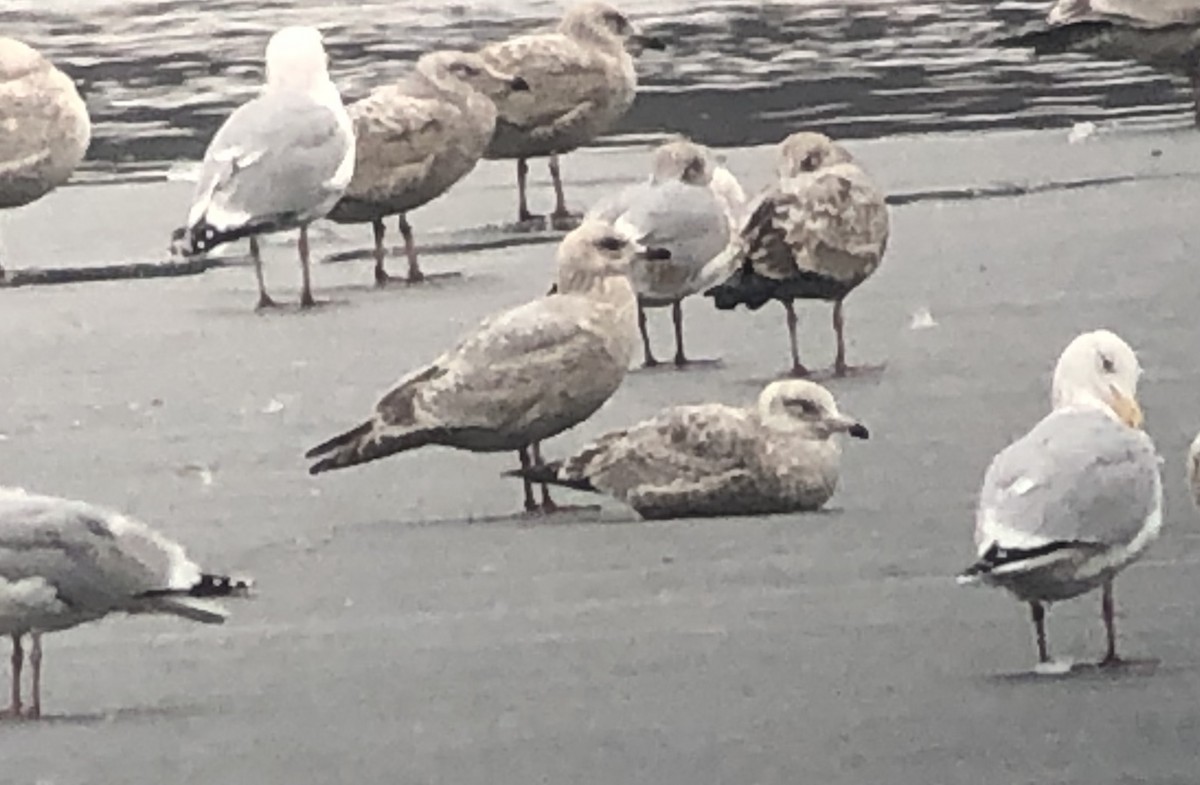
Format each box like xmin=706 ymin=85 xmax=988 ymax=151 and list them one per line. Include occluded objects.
xmin=139 ymin=573 xmax=254 ymax=624
xmin=306 ymin=420 xmax=437 ymax=475
xmin=956 ymin=541 xmax=1090 ymax=585
xmin=503 ymin=461 xmax=598 ymax=493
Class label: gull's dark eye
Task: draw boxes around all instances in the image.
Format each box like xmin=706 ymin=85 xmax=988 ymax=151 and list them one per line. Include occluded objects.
xmin=786 ymin=398 xmax=819 ymax=415
xmin=1100 ymin=354 xmax=1116 ymax=373
xmin=602 ymin=10 xmax=631 ymax=33
xmin=596 ymin=236 xmax=624 ymax=252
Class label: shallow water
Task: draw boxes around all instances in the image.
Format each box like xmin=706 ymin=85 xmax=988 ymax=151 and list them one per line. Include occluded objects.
xmin=4 ymin=0 xmax=1195 ymax=178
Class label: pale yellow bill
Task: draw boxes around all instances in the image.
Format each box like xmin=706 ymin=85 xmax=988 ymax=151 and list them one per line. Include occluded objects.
xmin=1108 ymin=385 xmax=1144 ymax=429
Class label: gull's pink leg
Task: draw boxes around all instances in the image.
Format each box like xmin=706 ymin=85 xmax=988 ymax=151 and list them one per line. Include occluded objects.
xmin=638 ymin=303 xmax=658 ymax=367
xmin=1099 ymin=579 xmax=1123 ymax=667
xmin=784 ymin=301 xmax=809 ymax=377
xmin=518 ymin=447 xmax=538 ymax=513
xmin=27 ymin=632 xmax=41 ymax=719
xmin=372 ymin=218 xmax=390 ymax=287
xmin=517 ymin=159 xmax=536 ymax=223
xmin=530 ymin=441 xmax=558 ymax=513
xmin=298 ymin=225 xmax=316 ymax=309
xmin=398 ymin=214 xmax=424 ymax=283
xmin=250 ymin=236 xmax=277 ymax=310
xmin=3 ymin=634 xmax=22 ymax=718
xmin=1030 ymin=601 xmax=1049 ymax=664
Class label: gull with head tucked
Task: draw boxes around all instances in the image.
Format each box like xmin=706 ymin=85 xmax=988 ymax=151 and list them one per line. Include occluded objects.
xmin=306 ymin=220 xmax=670 ymax=514
xmin=706 ymin=132 xmax=889 ymax=378
xmin=588 ymin=137 xmax=735 ymax=367
xmin=175 ymin=26 xmax=355 ymax=310
xmin=507 ymin=379 xmax=869 ymax=520
xmin=958 ymin=330 xmax=1162 ymax=671
xmin=327 ymin=50 xmax=530 ymax=286
xmin=0 ymin=37 xmax=91 ymax=279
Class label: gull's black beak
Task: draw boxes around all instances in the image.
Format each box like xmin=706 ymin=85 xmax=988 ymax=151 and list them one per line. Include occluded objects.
xmin=510 ymin=75 xmax=530 ymax=91
xmin=848 ymin=423 xmax=870 ymax=440
xmin=639 ymin=246 xmax=672 ymax=261
xmin=633 ymin=33 xmax=667 ymax=51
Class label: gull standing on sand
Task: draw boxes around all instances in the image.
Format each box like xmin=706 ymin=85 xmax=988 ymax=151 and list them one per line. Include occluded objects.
xmin=958 ymin=330 xmax=1161 ymax=670
xmin=706 ymin=132 xmax=889 ymax=378
xmin=306 ymin=220 xmax=669 ymax=514
xmin=998 ymin=0 xmax=1200 ymax=125
xmin=176 ymin=26 xmax=355 ymax=310
xmin=588 ymin=138 xmax=735 ymax=367
xmin=0 ymin=487 xmax=251 ymax=719
xmin=479 ymin=2 xmax=665 ymax=227
xmin=327 ymin=50 xmax=530 ymax=286
xmin=508 ymin=380 xmax=869 ymax=520
xmin=0 ymin=37 xmax=90 ymax=279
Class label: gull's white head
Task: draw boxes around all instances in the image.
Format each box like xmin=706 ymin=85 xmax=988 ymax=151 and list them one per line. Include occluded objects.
xmin=776 ymin=132 xmax=854 ymax=180
xmin=1051 ymin=329 xmax=1143 ymax=429
xmin=651 ymin=138 xmax=712 ymax=186
xmin=556 ymin=219 xmax=670 ymax=294
xmin=417 ymin=50 xmax=530 ymax=96
xmin=0 ymin=37 xmax=46 ymax=80
xmin=757 ymin=380 xmax=870 ymax=441
xmin=265 ymin=26 xmax=331 ymax=92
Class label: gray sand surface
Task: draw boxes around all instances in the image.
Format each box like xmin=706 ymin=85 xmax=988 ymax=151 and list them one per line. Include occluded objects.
xmin=2 ymin=128 xmax=1200 ymax=783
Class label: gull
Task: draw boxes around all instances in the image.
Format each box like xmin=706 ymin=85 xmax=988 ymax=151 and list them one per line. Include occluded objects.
xmin=305 ymin=220 xmax=669 ymax=514
xmin=957 ymin=330 xmax=1162 ymax=670
xmin=1187 ymin=432 xmax=1200 ymax=509
xmin=998 ymin=0 xmax=1200 ymax=125
xmin=0 ymin=37 xmax=91 ymax=280
xmin=479 ymin=2 xmax=665 ymax=227
xmin=588 ymin=138 xmax=733 ymax=367
xmin=506 ymin=379 xmax=869 ymax=520
xmin=175 ymin=26 xmax=355 ymax=310
xmin=705 ymin=132 xmax=890 ymax=378
xmin=327 ymin=50 xmax=530 ymax=286
xmin=0 ymin=487 xmax=251 ymax=719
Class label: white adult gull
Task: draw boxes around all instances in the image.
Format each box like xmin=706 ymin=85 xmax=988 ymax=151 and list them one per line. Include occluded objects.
xmin=327 ymin=50 xmax=529 ymax=286
xmin=957 ymin=330 xmax=1162 ymax=670
xmin=0 ymin=37 xmax=91 ymax=279
xmin=706 ymin=132 xmax=890 ymax=378
xmin=508 ymin=380 xmax=869 ymax=520
xmin=175 ymin=26 xmax=355 ymax=310
xmin=0 ymin=487 xmax=251 ymax=719
xmin=306 ymin=220 xmax=670 ymax=514
xmin=479 ymin=1 xmax=666 ymax=227
xmin=588 ymin=137 xmax=733 ymax=367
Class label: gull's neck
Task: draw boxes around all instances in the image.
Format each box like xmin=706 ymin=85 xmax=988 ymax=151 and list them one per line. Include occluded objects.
xmin=1054 ymin=389 xmax=1119 ymax=422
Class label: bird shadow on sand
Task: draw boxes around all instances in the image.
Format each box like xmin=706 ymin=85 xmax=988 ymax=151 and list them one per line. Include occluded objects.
xmin=985 ymin=657 xmax=1163 ymax=685
xmin=321 ymin=224 xmax=567 ymax=267
xmin=194 ymin=297 xmax=356 ymax=318
xmin=739 ymin=362 xmax=888 ymax=389
xmin=0 ymin=702 xmax=209 ymax=727
xmin=630 ymin=358 xmax=725 ymax=375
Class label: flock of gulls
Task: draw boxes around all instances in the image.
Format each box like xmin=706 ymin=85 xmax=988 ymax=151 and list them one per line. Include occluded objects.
xmin=2 ymin=0 xmax=1200 ymax=717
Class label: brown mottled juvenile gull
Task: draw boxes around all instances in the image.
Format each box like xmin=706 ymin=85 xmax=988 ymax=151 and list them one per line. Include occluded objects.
xmin=0 ymin=486 xmax=252 ymax=720
xmin=706 ymin=132 xmax=890 ymax=378
xmin=588 ymin=138 xmax=733 ymax=367
xmin=175 ymin=26 xmax=355 ymax=310
xmin=507 ymin=380 xmax=868 ymax=520
xmin=958 ymin=330 xmax=1162 ymax=671
xmin=327 ymin=50 xmax=530 ymax=286
xmin=306 ymin=220 xmax=670 ymax=514
xmin=999 ymin=0 xmax=1200 ymax=125
xmin=0 ymin=37 xmax=90 ymax=279
xmin=479 ymin=1 xmax=665 ymax=227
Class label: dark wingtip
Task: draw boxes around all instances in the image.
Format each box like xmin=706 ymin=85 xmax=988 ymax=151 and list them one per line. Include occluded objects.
xmin=848 ymin=423 xmax=870 ymax=440
xmin=642 ymin=246 xmax=672 ymax=261
xmin=636 ymin=34 xmax=667 ymax=51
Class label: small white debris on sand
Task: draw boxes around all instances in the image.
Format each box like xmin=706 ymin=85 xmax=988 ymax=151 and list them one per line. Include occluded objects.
xmin=910 ymin=307 xmax=937 ymax=330
xmin=1068 ymin=122 xmax=1097 ymax=144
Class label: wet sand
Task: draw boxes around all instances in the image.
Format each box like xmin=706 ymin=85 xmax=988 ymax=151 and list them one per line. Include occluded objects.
xmin=3 ymin=127 xmax=1200 ymax=782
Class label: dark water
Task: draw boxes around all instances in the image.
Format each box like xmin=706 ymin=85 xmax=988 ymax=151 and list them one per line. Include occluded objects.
xmin=3 ymin=0 xmax=1194 ymax=177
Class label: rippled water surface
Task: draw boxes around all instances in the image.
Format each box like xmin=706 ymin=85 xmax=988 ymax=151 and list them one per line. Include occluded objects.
xmin=4 ymin=0 xmax=1196 ymax=177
